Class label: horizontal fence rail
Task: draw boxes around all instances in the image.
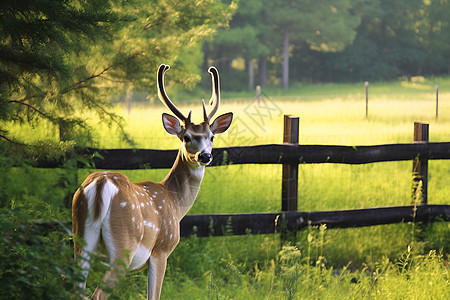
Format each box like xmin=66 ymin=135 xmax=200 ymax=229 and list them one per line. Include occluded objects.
xmin=40 ymin=205 xmax=450 ymax=237
xmin=180 ymin=205 xmax=450 ymax=237
xmin=35 ymin=142 xmax=450 ymax=169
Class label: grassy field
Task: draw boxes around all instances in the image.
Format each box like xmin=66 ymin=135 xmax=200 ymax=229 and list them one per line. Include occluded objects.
xmin=7 ymin=77 xmax=450 ymax=298
xmin=74 ymin=76 xmax=450 ymax=214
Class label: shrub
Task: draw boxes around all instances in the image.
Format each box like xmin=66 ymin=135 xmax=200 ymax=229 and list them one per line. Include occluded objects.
xmin=0 ymin=210 xmax=86 ymax=299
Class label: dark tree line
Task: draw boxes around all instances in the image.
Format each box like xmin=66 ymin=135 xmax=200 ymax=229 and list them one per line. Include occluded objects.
xmin=205 ymin=0 xmax=450 ymax=90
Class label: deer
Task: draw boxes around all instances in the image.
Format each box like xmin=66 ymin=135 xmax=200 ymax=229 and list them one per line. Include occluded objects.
xmin=72 ymin=64 xmax=233 ymax=300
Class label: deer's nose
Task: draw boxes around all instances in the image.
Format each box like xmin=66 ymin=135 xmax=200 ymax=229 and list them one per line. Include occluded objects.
xmin=198 ymin=152 xmax=212 ymax=164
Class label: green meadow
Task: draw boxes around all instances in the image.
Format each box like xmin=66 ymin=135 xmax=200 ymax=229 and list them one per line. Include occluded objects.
xmin=5 ymin=77 xmax=450 ymax=298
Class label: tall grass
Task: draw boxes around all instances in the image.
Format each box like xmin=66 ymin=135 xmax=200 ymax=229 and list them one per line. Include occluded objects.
xmin=4 ymin=77 xmax=450 ymax=298
xmin=107 ymin=224 xmax=449 ymax=299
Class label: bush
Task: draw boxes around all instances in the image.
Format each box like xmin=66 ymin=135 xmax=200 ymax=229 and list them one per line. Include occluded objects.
xmin=0 ymin=210 xmax=86 ymax=299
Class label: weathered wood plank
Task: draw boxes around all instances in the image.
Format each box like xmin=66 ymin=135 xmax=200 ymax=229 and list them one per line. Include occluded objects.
xmin=282 ymin=115 xmax=299 ymax=212
xmin=212 ymin=142 xmax=450 ymax=165
xmin=34 ymin=142 xmax=450 ymax=169
xmin=37 ymin=205 xmax=450 ymax=238
xmin=412 ymin=123 xmax=429 ymax=204
xmin=179 ymin=204 xmax=450 ymax=237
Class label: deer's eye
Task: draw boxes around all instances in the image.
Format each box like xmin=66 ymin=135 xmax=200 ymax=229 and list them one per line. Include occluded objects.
xmin=183 ymin=135 xmax=191 ymax=143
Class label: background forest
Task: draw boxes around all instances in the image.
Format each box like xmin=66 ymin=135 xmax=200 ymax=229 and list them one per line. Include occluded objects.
xmin=207 ymin=0 xmax=450 ymax=90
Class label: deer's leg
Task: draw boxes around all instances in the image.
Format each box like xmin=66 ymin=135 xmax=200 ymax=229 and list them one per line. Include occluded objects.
xmin=91 ymin=249 xmax=138 ymax=300
xmin=91 ymin=213 xmax=141 ymax=300
xmin=147 ymin=252 xmax=168 ymax=300
xmin=76 ymin=224 xmax=102 ymax=289
xmin=91 ymin=268 xmax=120 ymax=300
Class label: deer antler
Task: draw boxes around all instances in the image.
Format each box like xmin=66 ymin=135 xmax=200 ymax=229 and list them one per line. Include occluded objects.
xmin=158 ymin=64 xmax=220 ymax=124
xmin=203 ymin=66 xmax=220 ymax=123
xmin=157 ymin=64 xmax=187 ymax=122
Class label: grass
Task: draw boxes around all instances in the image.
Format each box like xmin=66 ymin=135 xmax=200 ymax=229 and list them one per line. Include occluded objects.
xmin=4 ymin=77 xmax=450 ymax=298
xmin=108 ymin=224 xmax=449 ymax=299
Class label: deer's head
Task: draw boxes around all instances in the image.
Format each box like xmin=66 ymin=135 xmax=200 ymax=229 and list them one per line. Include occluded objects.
xmin=157 ymin=64 xmax=233 ymax=166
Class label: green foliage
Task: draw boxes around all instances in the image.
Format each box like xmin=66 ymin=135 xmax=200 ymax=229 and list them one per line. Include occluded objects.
xmin=208 ymin=0 xmax=269 ymax=60
xmin=0 ymin=210 xmax=86 ymax=299
xmin=0 ymin=0 xmax=235 ymax=156
xmin=0 ymin=0 xmax=120 ymax=143
xmin=0 ymin=152 xmax=80 ymax=220
xmin=155 ymin=224 xmax=449 ymax=299
xmin=207 ymin=0 xmax=362 ymax=89
xmin=279 ymin=245 xmax=302 ymax=299
xmin=208 ymin=0 xmax=450 ymax=89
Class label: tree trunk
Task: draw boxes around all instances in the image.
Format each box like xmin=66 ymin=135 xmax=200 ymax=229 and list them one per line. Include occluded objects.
xmin=258 ymin=55 xmax=267 ymax=86
xmin=248 ymin=59 xmax=254 ymax=90
xmin=282 ymin=26 xmax=290 ymax=89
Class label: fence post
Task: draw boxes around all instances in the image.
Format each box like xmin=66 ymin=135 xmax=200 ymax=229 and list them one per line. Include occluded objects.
xmin=282 ymin=115 xmax=299 ymax=211
xmin=256 ymin=85 xmax=261 ymax=104
xmin=435 ymin=85 xmax=439 ymax=120
xmin=412 ymin=122 xmax=429 ymax=204
xmin=365 ymin=81 xmax=369 ymax=119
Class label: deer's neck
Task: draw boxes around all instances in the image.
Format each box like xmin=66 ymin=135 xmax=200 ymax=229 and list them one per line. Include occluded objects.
xmin=161 ymin=148 xmax=205 ymax=220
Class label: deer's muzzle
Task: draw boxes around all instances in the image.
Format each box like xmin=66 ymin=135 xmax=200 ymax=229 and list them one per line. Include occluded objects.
xmin=197 ymin=152 xmax=212 ymax=165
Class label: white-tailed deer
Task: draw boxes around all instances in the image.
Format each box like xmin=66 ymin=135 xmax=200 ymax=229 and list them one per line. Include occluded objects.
xmin=72 ymin=64 xmax=232 ymax=299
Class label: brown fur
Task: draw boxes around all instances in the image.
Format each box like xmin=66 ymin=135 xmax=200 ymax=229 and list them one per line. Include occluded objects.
xmin=72 ymin=187 xmax=87 ymax=256
xmin=94 ymin=175 xmax=108 ymax=221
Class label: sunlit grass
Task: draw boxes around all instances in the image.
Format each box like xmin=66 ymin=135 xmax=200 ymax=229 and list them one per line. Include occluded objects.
xmin=7 ymin=78 xmax=450 ymax=299
xmin=69 ymin=86 xmax=450 ymax=213
xmin=93 ymin=81 xmax=450 ymax=298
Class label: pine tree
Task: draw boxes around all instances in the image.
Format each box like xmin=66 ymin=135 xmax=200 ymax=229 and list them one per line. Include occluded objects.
xmin=0 ymin=0 xmax=234 ymax=160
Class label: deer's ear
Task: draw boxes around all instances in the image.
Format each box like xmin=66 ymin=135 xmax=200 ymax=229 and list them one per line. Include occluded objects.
xmin=210 ymin=112 xmax=233 ymax=134
xmin=162 ymin=113 xmax=182 ymax=135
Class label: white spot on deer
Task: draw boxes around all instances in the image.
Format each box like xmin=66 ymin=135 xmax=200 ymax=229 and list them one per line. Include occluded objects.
xmin=131 ymin=216 xmax=135 ymax=223
xmin=141 ymin=202 xmax=145 ymax=207
xmin=154 ymin=209 xmax=159 ymax=215
xmin=169 ymin=220 xmax=172 ymax=225
xmin=120 ymin=202 xmax=127 ymax=208
xmin=170 ymin=234 xmax=173 ymax=240
xmin=162 ymin=199 xmax=165 ymax=203
xmin=158 ymin=205 xmax=162 ymax=210
xmin=131 ymin=204 xmax=135 ymax=210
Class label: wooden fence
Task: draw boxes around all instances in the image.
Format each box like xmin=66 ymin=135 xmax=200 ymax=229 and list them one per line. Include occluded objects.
xmin=37 ymin=118 xmax=450 ymax=237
